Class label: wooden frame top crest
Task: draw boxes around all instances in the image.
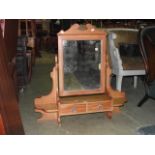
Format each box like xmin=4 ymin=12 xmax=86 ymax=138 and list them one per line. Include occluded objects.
xmin=58 ymin=23 xmax=107 ymax=97
xmin=58 ymin=23 xmax=106 ymax=36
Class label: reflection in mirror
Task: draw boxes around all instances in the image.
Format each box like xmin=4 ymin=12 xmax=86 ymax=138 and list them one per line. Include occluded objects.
xmin=63 ymin=40 xmax=101 ymax=91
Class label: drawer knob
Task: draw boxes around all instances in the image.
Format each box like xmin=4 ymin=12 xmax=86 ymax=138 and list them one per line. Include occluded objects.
xmin=71 ymin=106 xmax=77 ymax=113
xmin=98 ymin=104 xmax=103 ymax=110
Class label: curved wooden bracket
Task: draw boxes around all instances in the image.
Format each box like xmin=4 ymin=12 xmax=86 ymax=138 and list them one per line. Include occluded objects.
xmin=34 ymin=56 xmax=60 ymax=122
xmin=105 ymin=55 xmax=127 ymax=108
xmin=35 ymin=109 xmax=58 ymax=123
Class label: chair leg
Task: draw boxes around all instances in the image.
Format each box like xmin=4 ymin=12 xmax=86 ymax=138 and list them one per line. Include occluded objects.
xmin=137 ymin=94 xmax=149 ymax=107
xmin=116 ymin=75 xmax=123 ymax=91
xmin=133 ymin=76 xmax=138 ymax=88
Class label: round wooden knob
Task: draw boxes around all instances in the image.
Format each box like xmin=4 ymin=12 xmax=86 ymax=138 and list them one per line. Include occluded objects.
xmin=60 ymin=30 xmax=64 ymax=34
xmin=91 ymin=28 xmax=95 ymax=32
xmin=71 ymin=106 xmax=77 ymax=113
xmin=98 ymin=104 xmax=103 ymax=110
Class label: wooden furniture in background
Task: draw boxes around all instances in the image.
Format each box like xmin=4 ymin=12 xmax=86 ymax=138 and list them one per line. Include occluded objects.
xmin=18 ymin=19 xmax=36 ymax=64
xmin=137 ymin=26 xmax=155 ymax=107
xmin=0 ymin=23 xmax=24 ymax=134
xmin=34 ymin=24 xmax=126 ymax=124
xmin=16 ymin=20 xmax=36 ymax=90
xmin=3 ymin=20 xmax=19 ymax=94
xmin=0 ymin=114 xmax=5 ymax=135
xmin=16 ymin=36 xmax=32 ymax=89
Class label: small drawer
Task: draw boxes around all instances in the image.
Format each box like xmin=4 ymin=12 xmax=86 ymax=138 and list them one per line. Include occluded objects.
xmin=60 ymin=104 xmax=86 ymax=115
xmin=88 ymin=101 xmax=112 ymax=112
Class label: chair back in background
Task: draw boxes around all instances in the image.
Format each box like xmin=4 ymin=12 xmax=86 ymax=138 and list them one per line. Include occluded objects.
xmin=139 ymin=26 xmax=155 ymax=83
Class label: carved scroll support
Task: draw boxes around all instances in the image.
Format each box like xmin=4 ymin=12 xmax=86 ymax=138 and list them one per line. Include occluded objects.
xmin=35 ymin=109 xmax=58 ymax=123
xmin=105 ymin=56 xmax=127 ymax=113
xmin=34 ymin=56 xmax=60 ymax=123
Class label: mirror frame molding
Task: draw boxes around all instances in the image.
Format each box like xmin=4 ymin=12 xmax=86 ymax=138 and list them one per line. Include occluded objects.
xmin=58 ymin=24 xmax=107 ymax=97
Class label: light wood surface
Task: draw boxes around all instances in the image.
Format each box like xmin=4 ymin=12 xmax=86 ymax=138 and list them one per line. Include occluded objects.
xmin=0 ymin=21 xmax=24 ymax=134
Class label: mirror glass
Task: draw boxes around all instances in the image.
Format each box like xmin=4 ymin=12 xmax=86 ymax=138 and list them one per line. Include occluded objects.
xmin=63 ymin=40 xmax=101 ymax=91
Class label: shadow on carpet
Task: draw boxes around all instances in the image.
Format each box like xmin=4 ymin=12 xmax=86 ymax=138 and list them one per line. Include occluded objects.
xmin=137 ymin=125 xmax=155 ymax=135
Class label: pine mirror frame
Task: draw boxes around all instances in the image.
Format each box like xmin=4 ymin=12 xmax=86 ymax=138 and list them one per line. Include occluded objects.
xmin=57 ymin=24 xmax=107 ymax=97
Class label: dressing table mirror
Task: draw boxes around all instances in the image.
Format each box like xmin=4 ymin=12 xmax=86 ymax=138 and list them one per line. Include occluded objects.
xmin=34 ymin=24 xmax=126 ymax=124
xmin=58 ymin=25 xmax=106 ymax=96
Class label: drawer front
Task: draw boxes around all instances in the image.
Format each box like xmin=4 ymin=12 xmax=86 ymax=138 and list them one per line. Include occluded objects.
xmin=60 ymin=104 xmax=86 ymax=115
xmin=88 ymin=101 xmax=112 ymax=112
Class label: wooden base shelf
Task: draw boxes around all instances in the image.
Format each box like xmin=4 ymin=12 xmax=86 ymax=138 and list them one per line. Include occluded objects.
xmin=35 ymin=93 xmax=114 ymax=123
xmin=59 ymin=94 xmax=113 ymax=116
